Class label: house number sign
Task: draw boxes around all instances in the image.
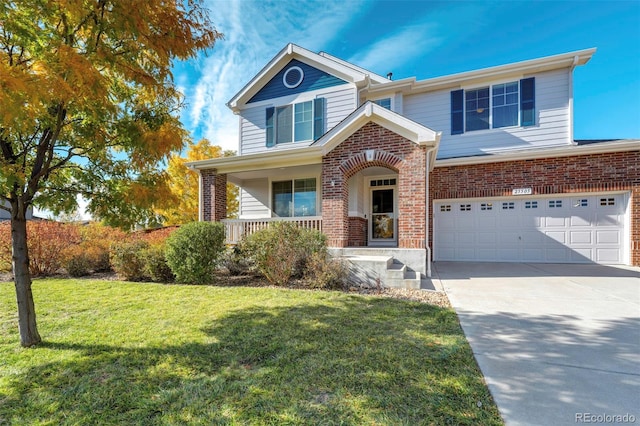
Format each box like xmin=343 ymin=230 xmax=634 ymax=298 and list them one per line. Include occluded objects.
xmin=512 ymin=187 xmax=533 ymax=195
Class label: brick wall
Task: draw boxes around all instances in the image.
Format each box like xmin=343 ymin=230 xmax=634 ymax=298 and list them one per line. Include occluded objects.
xmin=201 ymin=169 xmax=227 ymax=222
xmin=348 ymin=216 xmax=368 ymax=246
xmin=430 ymin=150 xmax=640 ymax=265
xmin=322 ymin=122 xmax=427 ymax=248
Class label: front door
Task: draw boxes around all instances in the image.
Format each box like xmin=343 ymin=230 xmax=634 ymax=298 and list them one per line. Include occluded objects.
xmin=370 ymin=185 xmax=397 ymax=246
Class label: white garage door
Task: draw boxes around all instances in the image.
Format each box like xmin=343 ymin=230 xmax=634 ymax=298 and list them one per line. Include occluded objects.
xmin=434 ymin=193 xmax=627 ymax=264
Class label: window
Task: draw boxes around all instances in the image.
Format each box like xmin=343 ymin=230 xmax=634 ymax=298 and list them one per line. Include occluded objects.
xmin=451 ymin=77 xmax=535 ymax=135
xmin=480 ymin=203 xmax=493 ymax=211
xmin=502 ymin=202 xmax=515 ymax=210
xmin=372 ymin=98 xmax=391 ymax=110
xmin=272 ymin=178 xmax=317 ymax=217
xmin=549 ymin=200 xmax=562 ymax=208
xmin=370 ymin=178 xmax=396 ymax=187
xmin=460 ymin=204 xmax=471 ymax=211
xmin=525 ymin=201 xmax=538 ymax=209
xmin=266 ymin=98 xmax=324 ymax=146
xmin=600 ymin=197 xmax=615 ymax=206
xmin=574 ymin=199 xmax=588 ymax=207
xmin=440 ymin=205 xmax=451 ymax=212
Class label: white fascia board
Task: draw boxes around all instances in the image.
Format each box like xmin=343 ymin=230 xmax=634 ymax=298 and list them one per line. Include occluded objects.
xmin=435 ymin=140 xmax=639 ymax=167
xmin=316 ymin=102 xmax=439 ymax=155
xmin=186 ymin=146 xmax=323 ymax=174
xmin=228 ymin=43 xmax=370 ymax=112
xmin=367 ymin=48 xmax=597 ymax=96
xmin=317 ymin=51 xmax=389 ymax=84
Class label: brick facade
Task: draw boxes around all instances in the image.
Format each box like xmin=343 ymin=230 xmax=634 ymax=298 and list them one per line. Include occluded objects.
xmin=322 ymin=122 xmax=427 ymax=248
xmin=201 ymin=169 xmax=227 ymax=222
xmin=430 ymin=150 xmax=640 ymax=265
xmin=348 ymin=216 xmax=368 ymax=246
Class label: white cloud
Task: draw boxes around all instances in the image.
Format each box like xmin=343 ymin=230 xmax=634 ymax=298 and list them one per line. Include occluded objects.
xmin=348 ymin=24 xmax=442 ymax=76
xmin=176 ymin=0 xmax=368 ymax=152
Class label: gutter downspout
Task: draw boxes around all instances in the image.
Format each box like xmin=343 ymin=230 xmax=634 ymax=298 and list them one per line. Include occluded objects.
xmin=357 ymin=75 xmax=371 ymax=106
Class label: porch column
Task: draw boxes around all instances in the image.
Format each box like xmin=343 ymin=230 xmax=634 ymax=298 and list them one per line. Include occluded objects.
xmin=322 ymin=159 xmax=348 ymax=247
xmin=201 ymin=169 xmax=227 ymax=222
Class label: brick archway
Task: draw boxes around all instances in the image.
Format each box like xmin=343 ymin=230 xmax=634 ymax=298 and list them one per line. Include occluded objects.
xmin=321 ymin=122 xmax=427 ymax=248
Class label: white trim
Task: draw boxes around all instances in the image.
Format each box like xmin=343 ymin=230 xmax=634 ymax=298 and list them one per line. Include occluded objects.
xmin=435 ymin=140 xmax=639 ymax=167
xmin=283 ymin=66 xmax=304 ymax=88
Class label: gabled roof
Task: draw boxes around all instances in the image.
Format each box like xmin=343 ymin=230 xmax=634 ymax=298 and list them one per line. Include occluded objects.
xmin=227 ymin=43 xmax=387 ymax=112
xmin=187 ymin=102 xmax=441 ymax=173
xmin=313 ymin=102 xmax=441 ymax=157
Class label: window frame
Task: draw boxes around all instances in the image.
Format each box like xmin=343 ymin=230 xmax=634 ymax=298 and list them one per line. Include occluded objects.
xmin=451 ymin=77 xmax=534 ymax=135
xmin=266 ymin=98 xmax=324 ymax=146
xmin=271 ymin=177 xmax=318 ymax=218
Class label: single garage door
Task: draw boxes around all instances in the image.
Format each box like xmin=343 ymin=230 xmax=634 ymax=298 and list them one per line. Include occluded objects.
xmin=434 ymin=193 xmax=627 ymax=264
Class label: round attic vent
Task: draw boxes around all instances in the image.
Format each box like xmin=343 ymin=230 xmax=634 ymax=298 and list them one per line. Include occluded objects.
xmin=283 ymin=66 xmax=304 ymax=88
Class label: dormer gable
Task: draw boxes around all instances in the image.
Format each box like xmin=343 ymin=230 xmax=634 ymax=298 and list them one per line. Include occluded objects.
xmin=247 ymin=59 xmax=348 ymax=104
xmin=227 ymin=43 xmax=387 ymax=112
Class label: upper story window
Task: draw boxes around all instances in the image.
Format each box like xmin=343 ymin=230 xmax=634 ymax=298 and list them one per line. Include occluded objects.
xmin=451 ymin=77 xmax=535 ymax=135
xmin=266 ymin=98 xmax=325 ymax=146
xmin=372 ymin=98 xmax=391 ymax=110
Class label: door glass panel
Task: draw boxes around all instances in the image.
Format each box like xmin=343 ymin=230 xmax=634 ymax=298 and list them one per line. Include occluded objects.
xmin=372 ymin=189 xmax=394 ymax=240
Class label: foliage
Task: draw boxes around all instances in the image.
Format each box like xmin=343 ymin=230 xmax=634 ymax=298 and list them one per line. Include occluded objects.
xmin=142 ymin=245 xmax=174 ymax=283
xmin=0 ymin=222 xmax=10 ymax=272
xmin=110 ymin=240 xmax=149 ymax=282
xmin=303 ymin=252 xmax=349 ymax=289
xmin=0 ymin=280 xmax=502 ymax=425
xmin=221 ymin=246 xmax=252 ymax=276
xmin=60 ymin=245 xmax=91 ymax=277
xmin=165 ymin=221 xmax=225 ymax=284
xmin=157 ymin=139 xmax=239 ymax=225
xmin=138 ymin=226 xmax=178 ymax=246
xmin=241 ymin=222 xmax=327 ymax=286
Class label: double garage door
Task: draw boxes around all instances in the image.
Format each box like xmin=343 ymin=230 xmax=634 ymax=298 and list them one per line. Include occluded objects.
xmin=434 ymin=193 xmax=628 ymax=264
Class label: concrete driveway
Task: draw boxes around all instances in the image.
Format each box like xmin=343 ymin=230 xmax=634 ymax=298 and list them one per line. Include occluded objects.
xmin=434 ymin=262 xmax=640 ymax=426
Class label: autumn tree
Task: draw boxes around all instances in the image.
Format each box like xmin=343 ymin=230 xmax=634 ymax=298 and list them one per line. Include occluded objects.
xmin=157 ymin=138 xmax=238 ymax=225
xmin=0 ymin=1 xmax=221 ymax=346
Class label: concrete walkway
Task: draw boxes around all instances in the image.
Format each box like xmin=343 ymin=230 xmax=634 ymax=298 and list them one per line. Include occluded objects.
xmin=434 ymin=262 xmax=640 ymax=426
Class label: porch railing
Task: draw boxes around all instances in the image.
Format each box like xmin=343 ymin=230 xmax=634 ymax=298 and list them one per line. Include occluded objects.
xmin=222 ymin=216 xmax=323 ymax=245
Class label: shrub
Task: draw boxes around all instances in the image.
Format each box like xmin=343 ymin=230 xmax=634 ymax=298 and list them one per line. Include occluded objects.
xmin=143 ymin=245 xmax=174 ymax=283
xmin=165 ymin=222 xmax=225 ymax=284
xmin=0 ymin=222 xmax=10 ymax=272
xmin=61 ymin=246 xmax=92 ymax=277
xmin=110 ymin=240 xmax=149 ymax=281
xmin=79 ymin=223 xmax=127 ymax=272
xmin=221 ymin=246 xmax=252 ymax=276
xmin=241 ymin=222 xmax=327 ymax=286
xmin=20 ymin=221 xmax=80 ymax=276
xmin=304 ymin=252 xmax=348 ymax=290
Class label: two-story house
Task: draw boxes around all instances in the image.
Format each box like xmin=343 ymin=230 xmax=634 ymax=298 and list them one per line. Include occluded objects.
xmin=188 ymin=43 xmax=639 ymax=288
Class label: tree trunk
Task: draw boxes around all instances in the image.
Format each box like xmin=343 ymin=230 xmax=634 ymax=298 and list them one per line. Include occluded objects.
xmin=11 ymin=206 xmax=41 ymax=347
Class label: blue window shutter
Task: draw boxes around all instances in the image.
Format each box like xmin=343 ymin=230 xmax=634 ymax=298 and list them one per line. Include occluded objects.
xmin=520 ymin=77 xmax=535 ymax=126
xmin=313 ymin=98 xmax=325 ymax=140
xmin=266 ymin=107 xmax=274 ymax=147
xmin=451 ymin=90 xmax=464 ymax=135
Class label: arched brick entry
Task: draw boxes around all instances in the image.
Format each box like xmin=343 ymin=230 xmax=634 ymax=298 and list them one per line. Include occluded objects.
xmin=321 ymin=122 xmax=427 ymax=248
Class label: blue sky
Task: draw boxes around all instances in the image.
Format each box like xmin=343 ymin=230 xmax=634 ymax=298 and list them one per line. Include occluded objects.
xmin=175 ymin=0 xmax=640 ymax=152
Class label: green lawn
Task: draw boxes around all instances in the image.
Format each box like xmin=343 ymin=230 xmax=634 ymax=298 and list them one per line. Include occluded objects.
xmin=0 ymin=279 xmax=503 ymax=425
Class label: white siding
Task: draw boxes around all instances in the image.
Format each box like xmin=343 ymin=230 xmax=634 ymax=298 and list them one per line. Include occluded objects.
xmin=403 ymin=68 xmax=572 ymax=159
xmin=239 ymin=85 xmax=356 ymax=155
xmin=239 ymin=179 xmax=270 ymax=219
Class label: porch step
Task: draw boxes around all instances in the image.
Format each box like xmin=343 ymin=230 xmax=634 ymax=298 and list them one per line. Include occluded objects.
xmin=341 ymin=255 xmax=422 ymax=290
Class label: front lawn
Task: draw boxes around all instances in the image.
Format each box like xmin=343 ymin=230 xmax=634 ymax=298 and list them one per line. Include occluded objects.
xmin=0 ymin=279 xmax=502 ymax=425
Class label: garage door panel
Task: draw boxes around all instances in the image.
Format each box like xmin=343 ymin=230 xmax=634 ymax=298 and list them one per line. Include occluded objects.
xmin=434 ymin=193 xmax=626 ymax=264
xmin=596 ymin=230 xmax=620 ymax=244
xmin=569 ymin=231 xmax=592 ymax=244
xmin=545 ymin=231 xmax=567 ymax=244
xmin=596 ymin=248 xmax=621 ymax=263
